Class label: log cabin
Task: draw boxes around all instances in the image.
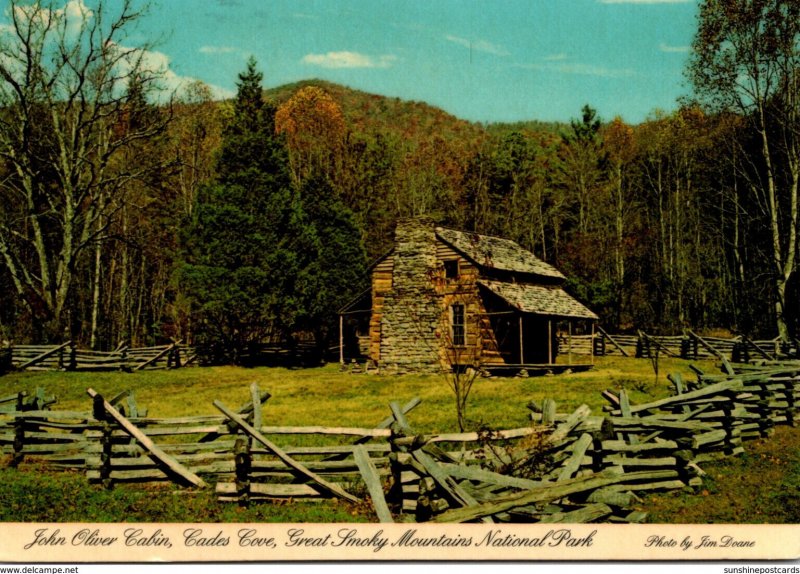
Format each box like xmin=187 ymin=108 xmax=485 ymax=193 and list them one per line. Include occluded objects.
xmin=339 ymin=218 xmax=598 ymax=375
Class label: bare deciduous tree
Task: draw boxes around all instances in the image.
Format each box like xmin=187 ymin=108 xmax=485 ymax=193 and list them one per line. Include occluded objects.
xmin=0 ymin=0 xmax=172 ymax=340
xmin=689 ymin=0 xmax=800 ymax=341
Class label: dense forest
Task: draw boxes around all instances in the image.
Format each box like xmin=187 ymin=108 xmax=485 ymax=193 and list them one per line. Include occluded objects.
xmin=0 ymin=0 xmax=798 ymax=361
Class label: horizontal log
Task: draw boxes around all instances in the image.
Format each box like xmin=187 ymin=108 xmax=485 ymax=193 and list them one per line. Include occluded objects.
xmin=2 ymin=410 xmax=94 ymax=420
xmin=216 ymin=482 xmax=323 ymax=498
xmin=18 ymin=421 xmax=96 ymax=432
xmin=529 ymin=414 xmax=605 ymax=434
xmin=85 ymin=424 xmax=226 ymax=438
xmin=603 ymin=455 xmax=678 ymax=468
xmin=250 ymin=467 xmax=391 ymax=481
xmin=396 ymin=426 xmax=540 ymax=445
xmin=611 ymin=417 xmax=713 ymax=432
xmin=603 ymin=479 xmax=686 ymax=493
xmin=258 ymin=425 xmax=392 ymax=437
xmin=252 ymin=458 xmax=389 ymax=472
xmin=400 ymin=470 xmax=423 ymax=484
xmin=587 ymin=488 xmax=641 ymax=508
xmin=17 ymin=442 xmax=90 ymax=454
xmin=87 ymin=422 xmax=394 ymax=439
xmin=86 ymin=455 xmax=389 ymax=474
xmin=84 ymin=440 xmax=238 ymax=455
xmin=601 ymin=439 xmax=678 ymax=452
xmin=87 ymin=469 xmax=172 ymax=482
xmin=252 ymin=444 xmax=391 ymax=456
xmin=16 ymin=431 xmax=87 ymax=442
xmin=537 ymin=503 xmax=613 ymax=524
xmin=692 ymin=429 xmax=728 ymax=449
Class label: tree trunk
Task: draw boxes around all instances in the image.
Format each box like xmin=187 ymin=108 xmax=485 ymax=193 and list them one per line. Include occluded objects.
xmin=90 ymin=238 xmax=102 ymax=349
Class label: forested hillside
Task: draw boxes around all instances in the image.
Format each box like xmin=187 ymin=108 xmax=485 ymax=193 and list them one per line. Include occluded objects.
xmin=0 ymin=0 xmax=797 ymax=360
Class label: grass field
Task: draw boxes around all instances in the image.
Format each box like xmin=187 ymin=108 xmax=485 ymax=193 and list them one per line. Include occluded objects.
xmin=0 ymin=356 xmax=714 ymax=431
xmin=1 ymin=355 xmax=798 ymax=523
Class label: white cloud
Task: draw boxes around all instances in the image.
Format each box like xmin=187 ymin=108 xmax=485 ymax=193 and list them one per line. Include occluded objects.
xmin=543 ymin=53 xmax=569 ymax=62
xmin=110 ymin=42 xmax=235 ymax=101
xmin=199 ymin=45 xmax=239 ymax=55
xmin=445 ymin=34 xmax=510 ymax=57
xmin=6 ymin=0 xmax=92 ymax=38
xmin=0 ymin=3 xmax=234 ymax=102
xmin=660 ymin=43 xmax=690 ymax=53
xmin=561 ymin=63 xmax=635 ymax=77
xmin=518 ymin=61 xmax=635 ymax=78
xmin=302 ymin=51 xmax=397 ymax=69
xmin=599 ymin=0 xmax=691 ymax=4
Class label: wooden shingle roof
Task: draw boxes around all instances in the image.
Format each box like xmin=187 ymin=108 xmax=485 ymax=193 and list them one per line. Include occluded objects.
xmin=478 ymin=280 xmax=598 ymax=320
xmin=435 ymin=227 xmax=565 ymax=280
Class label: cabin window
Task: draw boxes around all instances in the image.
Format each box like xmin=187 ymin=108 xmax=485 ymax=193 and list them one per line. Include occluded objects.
xmin=451 ymin=303 xmax=466 ymax=346
xmin=443 ymin=259 xmax=459 ymax=279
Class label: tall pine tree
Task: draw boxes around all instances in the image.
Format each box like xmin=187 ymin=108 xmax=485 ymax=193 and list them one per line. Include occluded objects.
xmin=294 ymin=174 xmax=367 ymax=360
xmin=179 ymin=57 xmax=302 ymax=362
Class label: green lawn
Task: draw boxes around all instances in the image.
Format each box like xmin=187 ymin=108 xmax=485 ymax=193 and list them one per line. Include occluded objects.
xmin=1 ymin=355 xmax=798 ymax=523
xmin=0 ymin=355 xmax=714 ymax=431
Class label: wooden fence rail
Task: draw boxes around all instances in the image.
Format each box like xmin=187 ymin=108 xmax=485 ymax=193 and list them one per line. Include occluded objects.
xmin=2 ymin=362 xmax=799 ymax=523
xmin=3 ymin=342 xmax=196 ymax=373
xmin=566 ymin=330 xmax=798 ymax=363
xmin=390 ymin=362 xmax=800 ymax=523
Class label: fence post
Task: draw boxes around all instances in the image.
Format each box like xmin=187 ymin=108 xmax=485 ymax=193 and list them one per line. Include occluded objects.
xmin=11 ymin=416 xmax=25 ymax=467
xmin=680 ymin=337 xmax=690 ymax=359
xmin=783 ymin=380 xmax=796 ymax=428
xmin=68 ymin=342 xmax=77 ymax=371
xmin=234 ymin=437 xmax=251 ymax=507
xmin=541 ymin=398 xmax=557 ymax=426
xmin=635 ymin=334 xmax=650 ymax=359
xmin=720 ymin=401 xmax=737 ymax=456
xmin=593 ymin=334 xmax=606 ymax=357
xmin=93 ymin=394 xmax=114 ymax=490
xmin=731 ymin=341 xmax=749 ymax=364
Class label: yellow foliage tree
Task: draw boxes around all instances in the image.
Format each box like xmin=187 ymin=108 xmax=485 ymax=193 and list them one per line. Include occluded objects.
xmin=275 ymin=86 xmax=346 ymax=183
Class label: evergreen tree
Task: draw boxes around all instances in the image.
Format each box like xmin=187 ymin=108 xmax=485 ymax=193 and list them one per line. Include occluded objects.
xmin=294 ymin=174 xmax=367 ymax=359
xmin=179 ymin=58 xmax=301 ymax=362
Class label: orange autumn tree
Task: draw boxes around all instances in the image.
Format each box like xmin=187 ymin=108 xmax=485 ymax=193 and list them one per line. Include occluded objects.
xmin=275 ymin=86 xmax=347 ymax=183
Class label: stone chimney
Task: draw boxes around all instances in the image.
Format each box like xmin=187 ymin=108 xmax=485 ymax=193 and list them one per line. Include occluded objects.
xmin=379 ymin=218 xmax=442 ymax=372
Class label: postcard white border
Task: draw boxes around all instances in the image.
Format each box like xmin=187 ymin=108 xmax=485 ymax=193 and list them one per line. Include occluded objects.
xmin=1 ymin=522 xmax=799 ymax=562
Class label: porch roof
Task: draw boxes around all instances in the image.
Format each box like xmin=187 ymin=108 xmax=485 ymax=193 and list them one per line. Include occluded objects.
xmin=478 ymin=280 xmax=598 ymax=320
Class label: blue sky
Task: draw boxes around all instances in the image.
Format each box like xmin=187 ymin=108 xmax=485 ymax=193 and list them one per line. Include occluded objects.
xmin=5 ymin=0 xmax=701 ymax=124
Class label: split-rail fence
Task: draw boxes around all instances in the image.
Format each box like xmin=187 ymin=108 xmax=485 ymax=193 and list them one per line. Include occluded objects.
xmin=567 ymin=328 xmax=798 ymax=365
xmin=1 ymin=341 xmax=196 ymax=373
xmin=2 ymin=357 xmax=799 ymax=523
